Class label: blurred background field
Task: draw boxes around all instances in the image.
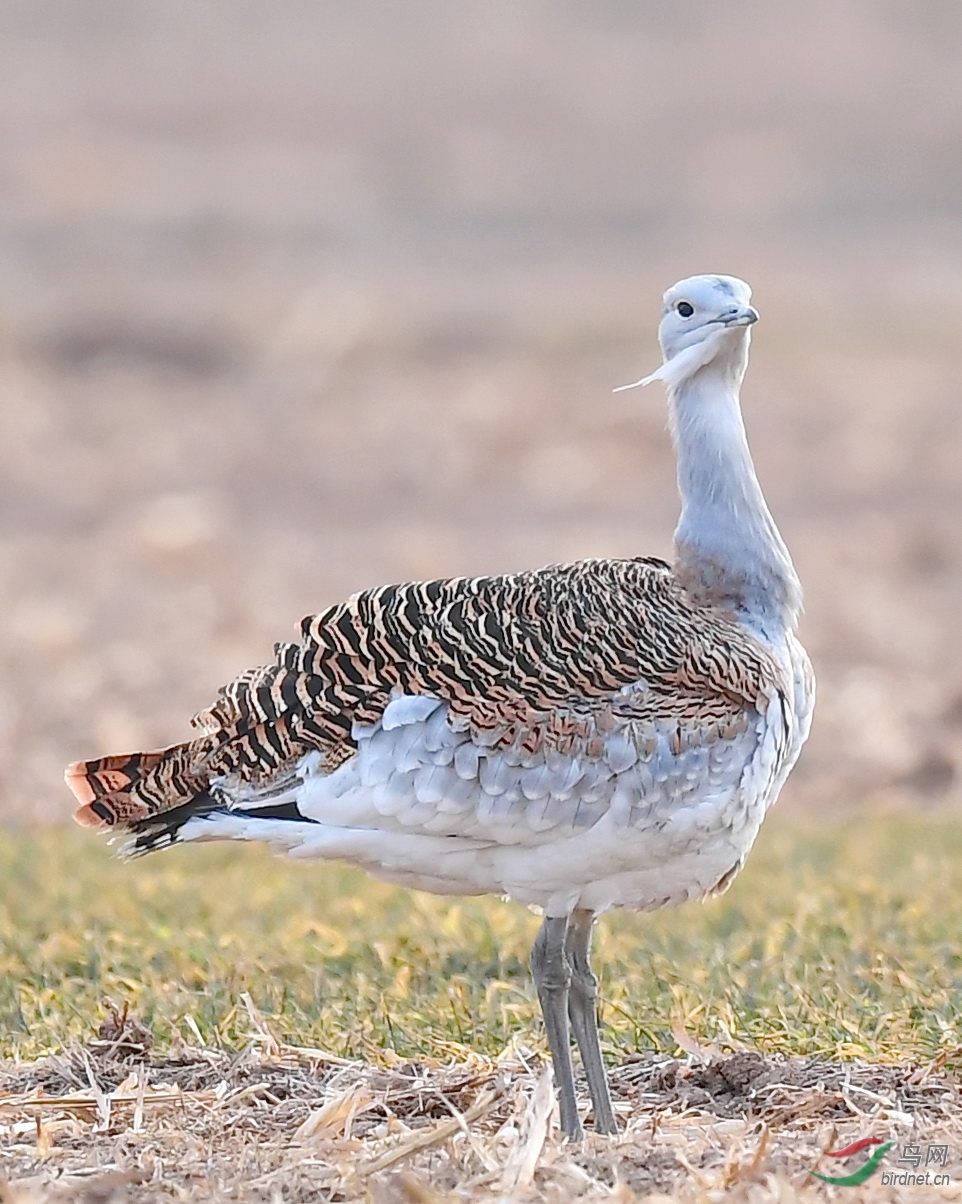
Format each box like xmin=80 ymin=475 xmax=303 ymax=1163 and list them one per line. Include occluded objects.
xmin=2 ymin=2 xmax=962 ymax=826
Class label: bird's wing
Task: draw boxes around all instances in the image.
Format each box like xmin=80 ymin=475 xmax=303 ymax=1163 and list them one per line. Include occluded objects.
xmin=67 ymin=557 xmax=787 ymax=831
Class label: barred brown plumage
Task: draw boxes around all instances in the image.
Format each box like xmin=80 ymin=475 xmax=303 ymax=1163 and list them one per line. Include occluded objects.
xmin=68 ymin=556 xmax=781 ymax=828
xmin=65 ymin=275 xmax=814 ymax=1141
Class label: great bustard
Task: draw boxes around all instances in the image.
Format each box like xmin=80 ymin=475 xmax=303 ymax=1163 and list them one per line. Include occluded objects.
xmin=66 ymin=275 xmax=814 ymax=1140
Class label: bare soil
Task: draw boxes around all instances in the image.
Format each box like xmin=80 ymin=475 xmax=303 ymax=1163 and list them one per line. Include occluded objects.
xmin=3 ymin=1028 xmax=962 ymax=1201
xmin=2 ymin=4 xmax=962 ymax=825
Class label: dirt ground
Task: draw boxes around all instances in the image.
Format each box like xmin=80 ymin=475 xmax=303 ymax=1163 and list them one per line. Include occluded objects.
xmin=3 ymin=1018 xmax=962 ymax=1202
xmin=3 ymin=4 xmax=962 ymax=823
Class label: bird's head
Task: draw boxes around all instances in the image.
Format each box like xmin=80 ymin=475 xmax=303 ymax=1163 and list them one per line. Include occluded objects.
xmin=617 ymin=274 xmax=758 ymax=395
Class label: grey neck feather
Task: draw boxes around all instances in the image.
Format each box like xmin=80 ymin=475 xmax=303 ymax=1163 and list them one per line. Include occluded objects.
xmin=668 ymin=351 xmax=802 ymax=632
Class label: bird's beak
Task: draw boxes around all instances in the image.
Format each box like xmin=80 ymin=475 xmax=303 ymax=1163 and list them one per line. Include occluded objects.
xmin=722 ymin=306 xmax=759 ymax=328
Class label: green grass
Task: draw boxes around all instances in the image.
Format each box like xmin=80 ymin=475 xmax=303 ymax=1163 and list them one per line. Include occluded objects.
xmin=2 ymin=812 xmax=962 ymax=1066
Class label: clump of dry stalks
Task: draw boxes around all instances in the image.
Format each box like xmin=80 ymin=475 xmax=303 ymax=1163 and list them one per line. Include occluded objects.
xmin=1 ymin=1000 xmax=961 ymax=1202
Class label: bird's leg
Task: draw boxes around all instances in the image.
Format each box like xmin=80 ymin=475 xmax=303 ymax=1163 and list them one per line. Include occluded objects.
xmin=530 ymin=914 xmax=583 ymax=1140
xmin=564 ymin=909 xmax=618 ymax=1134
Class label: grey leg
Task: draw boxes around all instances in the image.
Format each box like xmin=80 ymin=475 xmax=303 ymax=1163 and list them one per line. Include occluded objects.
xmin=565 ymin=909 xmax=618 ymax=1135
xmin=530 ymin=914 xmax=583 ymax=1141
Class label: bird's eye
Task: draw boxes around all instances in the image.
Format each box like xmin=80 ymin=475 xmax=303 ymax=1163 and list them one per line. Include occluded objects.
xmin=676 ymin=301 xmax=694 ymax=318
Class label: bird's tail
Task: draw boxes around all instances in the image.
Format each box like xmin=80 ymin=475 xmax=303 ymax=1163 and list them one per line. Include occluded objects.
xmin=65 ymin=741 xmax=211 ymax=830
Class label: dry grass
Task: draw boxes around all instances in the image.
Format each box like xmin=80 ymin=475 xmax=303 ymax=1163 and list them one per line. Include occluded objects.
xmin=3 ymin=816 xmax=962 ymax=1199
xmin=3 ymin=1025 xmax=962 ymax=1201
xmin=5 ymin=816 xmax=962 ymax=1068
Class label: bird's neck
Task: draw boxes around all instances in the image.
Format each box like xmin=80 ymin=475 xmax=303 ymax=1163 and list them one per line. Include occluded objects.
xmin=669 ymin=364 xmax=801 ymax=632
